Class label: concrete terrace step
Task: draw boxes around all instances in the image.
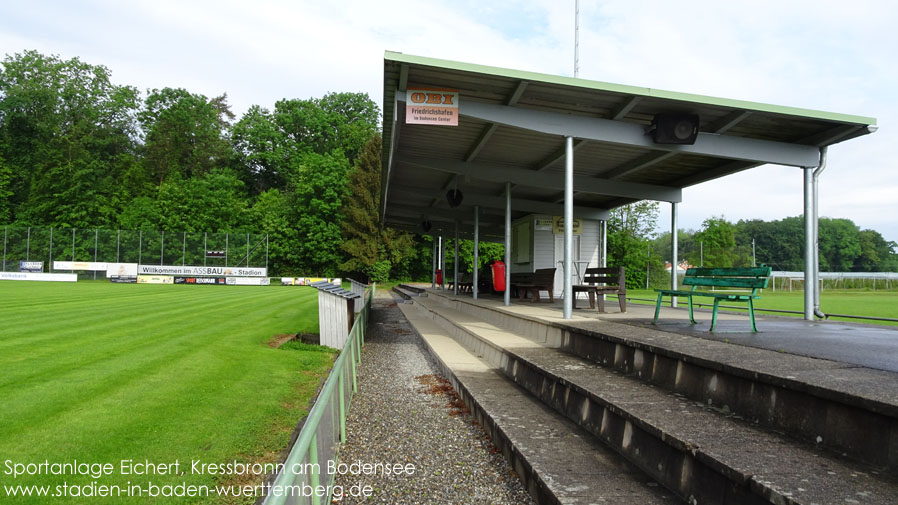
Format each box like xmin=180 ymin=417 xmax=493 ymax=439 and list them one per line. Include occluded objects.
xmin=396 ymin=302 xmax=680 ymax=505
xmin=410 ymin=296 xmax=898 ymax=505
xmin=397 ymin=283 xmax=428 ymax=294
xmin=422 ymin=290 xmax=898 ymax=471
xmin=391 ymin=285 xmax=414 ymax=301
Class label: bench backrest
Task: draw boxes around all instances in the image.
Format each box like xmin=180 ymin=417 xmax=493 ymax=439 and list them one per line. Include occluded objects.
xmin=510 ymin=272 xmax=533 ymax=284
xmin=581 ymin=267 xmax=626 ymax=292
xmin=532 ymin=267 xmax=556 ymax=286
xmin=683 ymin=266 xmax=772 ymax=293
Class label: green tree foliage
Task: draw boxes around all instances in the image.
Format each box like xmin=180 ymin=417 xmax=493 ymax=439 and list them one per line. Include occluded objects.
xmin=292 ymin=152 xmax=350 ymax=276
xmin=607 ymin=201 xmax=665 ymax=288
xmin=0 ymin=155 xmax=11 ymax=223
xmin=139 ymin=87 xmax=233 ymax=184
xmin=340 ymin=134 xmax=416 ymax=282
xmin=689 ymin=216 xmax=750 ymax=267
xmin=0 ymin=50 xmax=140 ymax=227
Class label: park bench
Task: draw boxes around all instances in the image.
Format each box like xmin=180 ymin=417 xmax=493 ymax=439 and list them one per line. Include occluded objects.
xmin=572 ymin=267 xmax=626 ymax=313
xmin=515 ymin=268 xmax=556 ymax=303
xmin=452 ymin=272 xmax=473 ymax=293
xmin=653 ymin=266 xmax=772 ymax=332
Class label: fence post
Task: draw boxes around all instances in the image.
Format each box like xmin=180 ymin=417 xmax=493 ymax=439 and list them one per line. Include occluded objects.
xmin=161 ymin=230 xmax=164 ymax=266
xmin=117 ymin=230 xmax=120 ymax=263
xmin=26 ymin=226 xmax=30 ymax=261
xmin=309 ymin=433 xmax=320 ymax=505
xmin=94 ymin=228 xmax=98 ymax=280
xmin=265 ymin=234 xmax=269 ymax=272
xmin=49 ymin=228 xmax=53 ymax=272
xmin=138 ymin=230 xmax=142 ymax=265
xmin=71 ymin=229 xmax=75 ymax=272
xmin=246 ymin=233 xmax=249 ymax=267
xmin=182 ymin=232 xmax=186 ymax=266
xmin=204 ymin=232 xmax=207 ymax=266
xmin=225 ymin=234 xmax=228 ymax=267
xmin=2 ymin=226 xmax=7 ymax=271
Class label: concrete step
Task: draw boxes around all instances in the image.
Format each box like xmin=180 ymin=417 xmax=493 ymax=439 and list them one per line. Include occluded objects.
xmin=391 ymin=285 xmax=414 ymax=301
xmin=422 ymin=290 xmax=898 ymax=471
xmin=411 ymin=296 xmax=898 ymax=505
xmin=396 ymin=302 xmax=681 ymax=505
xmin=397 ymin=283 xmax=427 ymax=295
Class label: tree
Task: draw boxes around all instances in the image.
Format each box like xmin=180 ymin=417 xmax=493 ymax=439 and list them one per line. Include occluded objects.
xmin=0 ymin=50 xmax=140 ymax=227
xmin=340 ymin=134 xmax=416 ymax=282
xmin=139 ymin=87 xmax=234 ymax=184
xmin=608 ymin=201 xmax=663 ymax=288
xmin=689 ymin=216 xmax=749 ymax=267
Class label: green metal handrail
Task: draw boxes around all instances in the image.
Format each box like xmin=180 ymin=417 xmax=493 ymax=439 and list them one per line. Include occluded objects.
xmin=263 ymin=283 xmax=374 ymax=505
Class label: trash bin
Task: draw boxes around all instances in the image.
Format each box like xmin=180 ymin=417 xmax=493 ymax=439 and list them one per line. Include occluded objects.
xmin=491 ymin=261 xmax=506 ymax=291
xmin=436 ymin=268 xmax=443 ymax=285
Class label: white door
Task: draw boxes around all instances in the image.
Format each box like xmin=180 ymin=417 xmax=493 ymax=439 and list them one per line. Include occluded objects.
xmin=554 ymin=235 xmax=580 ymax=298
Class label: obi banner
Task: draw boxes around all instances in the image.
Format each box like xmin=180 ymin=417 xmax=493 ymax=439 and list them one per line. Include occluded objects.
xmin=406 ymin=88 xmax=458 ymax=126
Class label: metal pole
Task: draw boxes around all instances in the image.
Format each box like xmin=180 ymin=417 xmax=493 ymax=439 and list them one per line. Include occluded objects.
xmin=473 ymin=206 xmax=479 ymax=300
xmin=49 ymin=228 xmax=53 ymax=272
xmin=574 ymin=0 xmax=580 ymax=78
xmin=138 ymin=230 xmax=142 ymax=265
xmin=93 ymin=228 xmax=98 ymax=280
xmin=72 ymin=229 xmax=75 ymax=264
xmin=454 ymin=221 xmax=459 ymax=296
xmin=225 ymin=233 xmax=228 ymax=267
xmin=204 ymin=232 xmax=207 ymax=266
xmin=182 ymin=232 xmax=186 ymax=266
xmin=26 ymin=226 xmax=30 ymax=261
xmin=563 ymin=136 xmax=574 ymax=319
xmin=646 ymin=244 xmax=650 ymax=290
xmin=246 ymin=233 xmax=249 ymax=267
xmin=431 ymin=235 xmax=436 ymax=289
xmin=601 ymin=220 xmax=607 ymax=268
xmin=803 ymin=167 xmax=814 ymax=320
xmin=117 ymin=229 xmax=120 ymax=263
xmin=2 ymin=226 xmax=6 ymax=271
xmin=671 ymin=202 xmax=678 ymax=308
xmin=160 ymin=230 xmax=164 ymax=266
xmin=812 ymin=147 xmax=828 ymax=318
xmin=504 ymin=182 xmax=511 ymax=307
xmin=265 ymin=234 xmax=269 ymax=273
xmin=700 ymin=241 xmax=703 ymax=267
xmin=751 ymin=239 xmax=758 ymax=267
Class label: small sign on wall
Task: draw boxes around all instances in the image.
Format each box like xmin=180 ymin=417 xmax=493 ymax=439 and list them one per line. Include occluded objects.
xmin=406 ymin=88 xmax=459 ymax=126
xmin=534 ymin=218 xmax=553 ymax=231
xmin=553 ymin=216 xmax=582 ymax=235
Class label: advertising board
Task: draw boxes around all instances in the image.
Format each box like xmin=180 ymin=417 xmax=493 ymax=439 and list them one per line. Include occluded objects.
xmin=138 ymin=265 xmax=267 ymax=277
xmin=137 ymin=275 xmax=174 ymax=284
xmin=226 ymin=277 xmax=271 ymax=286
xmin=1 ymin=272 xmax=77 ymax=282
xmin=174 ymin=276 xmax=227 ymax=285
xmin=53 ymin=261 xmax=108 ymax=271
xmin=19 ymin=261 xmax=44 ymax=272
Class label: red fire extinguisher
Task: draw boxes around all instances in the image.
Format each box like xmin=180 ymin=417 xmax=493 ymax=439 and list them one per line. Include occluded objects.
xmin=491 ymin=261 xmax=506 ymax=291
xmin=436 ymin=268 xmax=443 ymax=285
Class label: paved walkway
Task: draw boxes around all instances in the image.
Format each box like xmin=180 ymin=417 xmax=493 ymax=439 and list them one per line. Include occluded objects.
xmin=332 ymin=292 xmax=533 ymax=504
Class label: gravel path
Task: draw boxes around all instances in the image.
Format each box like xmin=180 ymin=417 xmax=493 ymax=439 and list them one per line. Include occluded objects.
xmin=332 ymin=292 xmax=534 ymax=504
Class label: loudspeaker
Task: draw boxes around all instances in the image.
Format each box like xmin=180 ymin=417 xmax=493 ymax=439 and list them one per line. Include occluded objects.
xmin=446 ymin=189 xmax=464 ymax=208
xmin=651 ymin=113 xmax=699 ymax=145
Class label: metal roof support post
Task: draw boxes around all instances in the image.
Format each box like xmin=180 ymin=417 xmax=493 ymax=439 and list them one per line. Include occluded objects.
xmin=803 ymin=167 xmax=815 ymax=320
xmin=601 ymin=220 xmax=607 ymax=268
xmin=473 ymin=206 xmax=479 ymax=300
xmin=812 ymin=147 xmax=828 ymax=319
xmin=454 ymin=220 xmax=459 ymax=296
xmin=563 ymin=136 xmax=574 ymax=319
xmin=440 ymin=234 xmax=445 ymax=289
xmin=671 ymin=202 xmax=678 ymax=308
xmin=431 ymin=235 xmax=436 ymax=289
xmin=505 ymin=182 xmax=511 ymax=307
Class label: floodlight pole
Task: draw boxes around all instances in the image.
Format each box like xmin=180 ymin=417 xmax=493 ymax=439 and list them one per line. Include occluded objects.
xmin=574 ymin=0 xmax=580 ymax=78
xmin=563 ymin=136 xmax=574 ymax=319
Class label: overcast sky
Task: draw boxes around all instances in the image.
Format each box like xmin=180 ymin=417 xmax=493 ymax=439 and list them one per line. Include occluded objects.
xmin=2 ymin=0 xmax=895 ymax=242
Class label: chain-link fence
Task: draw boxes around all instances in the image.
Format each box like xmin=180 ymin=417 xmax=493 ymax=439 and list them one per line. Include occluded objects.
xmin=1 ymin=226 xmax=268 ymax=279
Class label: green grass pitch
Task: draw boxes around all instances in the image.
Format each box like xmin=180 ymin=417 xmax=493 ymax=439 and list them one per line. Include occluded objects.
xmin=0 ymin=281 xmax=336 ymax=503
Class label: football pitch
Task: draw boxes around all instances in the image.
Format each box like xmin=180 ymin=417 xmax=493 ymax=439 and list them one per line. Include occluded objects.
xmin=0 ymin=281 xmax=336 ymax=503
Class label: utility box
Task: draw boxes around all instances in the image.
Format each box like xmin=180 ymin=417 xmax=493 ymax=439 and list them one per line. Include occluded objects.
xmin=311 ymin=280 xmax=360 ymax=348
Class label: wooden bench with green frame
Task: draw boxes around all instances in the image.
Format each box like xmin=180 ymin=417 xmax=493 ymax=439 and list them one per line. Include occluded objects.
xmin=653 ymin=266 xmax=772 ymax=332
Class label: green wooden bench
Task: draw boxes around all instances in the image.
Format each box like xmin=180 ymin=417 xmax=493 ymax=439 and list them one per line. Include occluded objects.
xmin=653 ymin=266 xmax=772 ymax=332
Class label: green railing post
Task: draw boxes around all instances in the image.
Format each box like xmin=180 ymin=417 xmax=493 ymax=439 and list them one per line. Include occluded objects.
xmin=338 ymin=373 xmax=346 ymax=443
xmin=309 ymin=433 xmax=320 ymax=505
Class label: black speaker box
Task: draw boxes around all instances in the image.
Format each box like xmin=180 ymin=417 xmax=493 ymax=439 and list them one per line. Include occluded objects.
xmin=652 ymin=113 xmax=699 ymax=144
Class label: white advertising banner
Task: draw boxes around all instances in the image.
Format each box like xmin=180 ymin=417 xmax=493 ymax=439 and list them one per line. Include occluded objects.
xmin=226 ymin=277 xmax=271 ymax=286
xmin=106 ymin=263 xmax=139 ymax=277
xmin=138 ymin=265 xmax=267 ymax=277
xmin=54 ymin=261 xmax=108 ymax=271
xmin=137 ymin=275 xmax=174 ymax=284
xmin=1 ymin=272 xmax=77 ymax=282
